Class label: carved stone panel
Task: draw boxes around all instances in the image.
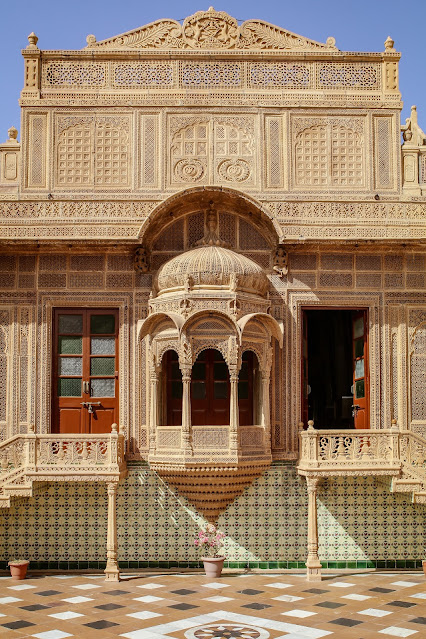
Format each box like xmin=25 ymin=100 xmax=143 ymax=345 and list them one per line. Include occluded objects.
xmin=168 ymin=115 xmax=257 ymax=189
xmin=54 ymin=114 xmax=131 ymax=189
xmin=291 ymin=116 xmax=367 ymax=190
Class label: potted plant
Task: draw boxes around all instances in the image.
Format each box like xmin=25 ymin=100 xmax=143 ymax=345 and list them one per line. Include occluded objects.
xmin=194 ymin=524 xmax=226 ymax=577
xmin=8 ymin=560 xmax=29 ymax=580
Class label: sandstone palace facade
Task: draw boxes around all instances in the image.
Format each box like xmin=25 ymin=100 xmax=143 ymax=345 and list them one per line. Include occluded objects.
xmin=0 ymin=8 xmax=424 ymax=580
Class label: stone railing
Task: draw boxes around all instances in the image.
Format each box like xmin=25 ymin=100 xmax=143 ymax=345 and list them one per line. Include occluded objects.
xmin=298 ymin=424 xmax=402 ymax=476
xmin=298 ymin=423 xmax=426 ymax=496
xmin=0 ymin=424 xmax=127 ymax=493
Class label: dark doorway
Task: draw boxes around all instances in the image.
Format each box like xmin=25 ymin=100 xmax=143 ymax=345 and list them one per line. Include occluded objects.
xmin=302 ymin=309 xmax=369 ymax=429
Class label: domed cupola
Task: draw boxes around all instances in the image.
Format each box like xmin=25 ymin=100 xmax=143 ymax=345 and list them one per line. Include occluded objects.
xmin=154 ymin=244 xmax=269 ymax=297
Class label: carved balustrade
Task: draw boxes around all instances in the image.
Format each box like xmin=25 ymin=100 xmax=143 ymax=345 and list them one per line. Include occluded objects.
xmin=298 ymin=427 xmax=402 ymax=477
xmin=0 ymin=427 xmax=126 ymax=487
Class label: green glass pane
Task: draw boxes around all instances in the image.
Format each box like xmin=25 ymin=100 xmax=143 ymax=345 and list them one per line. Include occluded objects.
xmin=171 ymin=381 xmax=183 ymax=399
xmin=90 ymin=379 xmax=115 ymax=397
xmin=192 ymin=363 xmax=206 ymax=380
xmin=355 ymin=358 xmax=365 ymax=379
xmin=58 ymin=336 xmax=82 ymax=354
xmin=238 ymin=381 xmax=249 ymax=400
xmin=91 ymin=357 xmax=115 ymax=375
xmin=90 ymin=314 xmax=115 ymax=334
xmin=58 ymin=314 xmax=83 ymax=334
xmin=354 ymin=317 xmax=364 ymax=338
xmin=355 ymin=379 xmax=365 ymax=399
xmin=355 ymin=338 xmax=364 ymax=358
xmin=59 ymin=357 xmax=82 ymax=375
xmin=192 ymin=381 xmax=206 ymax=399
xmin=91 ymin=337 xmax=115 ymax=355
xmin=214 ymin=381 xmax=228 ymax=399
xmin=58 ymin=378 xmax=81 ymax=397
xmin=214 ymin=363 xmax=228 ymax=380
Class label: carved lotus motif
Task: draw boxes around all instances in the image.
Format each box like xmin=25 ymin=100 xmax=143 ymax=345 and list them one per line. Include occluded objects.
xmin=218 ymin=158 xmax=250 ymax=182
xmin=174 ymin=158 xmax=205 ymax=182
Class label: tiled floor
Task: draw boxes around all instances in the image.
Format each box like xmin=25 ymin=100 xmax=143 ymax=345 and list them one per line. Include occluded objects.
xmin=0 ymin=570 xmax=424 ymax=638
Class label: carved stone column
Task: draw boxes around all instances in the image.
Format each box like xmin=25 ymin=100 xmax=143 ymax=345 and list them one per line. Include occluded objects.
xmin=181 ymin=368 xmax=192 ymax=454
xmin=104 ymin=482 xmax=120 ymax=582
xmin=305 ymin=476 xmax=322 ymax=581
xmin=149 ymin=369 xmax=159 ymax=455
xmin=229 ymin=371 xmax=239 ymax=451
xmin=261 ymin=368 xmax=271 ymax=449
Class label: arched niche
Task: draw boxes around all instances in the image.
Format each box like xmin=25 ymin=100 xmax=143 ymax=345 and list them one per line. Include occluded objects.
xmin=137 ymin=187 xmax=283 ymax=272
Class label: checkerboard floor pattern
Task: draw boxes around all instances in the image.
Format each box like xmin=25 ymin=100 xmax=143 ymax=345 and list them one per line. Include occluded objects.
xmin=0 ymin=570 xmax=424 ymax=638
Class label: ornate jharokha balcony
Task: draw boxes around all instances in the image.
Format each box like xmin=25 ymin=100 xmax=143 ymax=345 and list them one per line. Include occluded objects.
xmin=0 ymin=424 xmax=127 ymax=507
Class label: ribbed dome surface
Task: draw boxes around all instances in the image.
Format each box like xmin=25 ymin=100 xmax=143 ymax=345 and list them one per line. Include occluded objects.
xmin=155 ymin=245 xmax=269 ymax=296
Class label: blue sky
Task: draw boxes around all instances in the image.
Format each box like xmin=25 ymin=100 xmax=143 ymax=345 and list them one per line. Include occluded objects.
xmin=1 ymin=0 xmax=425 ymax=139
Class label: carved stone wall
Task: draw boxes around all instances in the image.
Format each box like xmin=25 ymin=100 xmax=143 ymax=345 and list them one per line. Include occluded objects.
xmin=0 ymin=249 xmax=424 ymax=458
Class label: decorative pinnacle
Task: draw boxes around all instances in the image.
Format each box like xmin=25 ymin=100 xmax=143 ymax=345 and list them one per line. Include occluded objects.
xmin=7 ymin=126 xmax=18 ymax=142
xmin=27 ymin=32 xmax=39 ymax=49
xmin=384 ymin=36 xmax=395 ymax=51
xmin=86 ymin=34 xmax=96 ymax=46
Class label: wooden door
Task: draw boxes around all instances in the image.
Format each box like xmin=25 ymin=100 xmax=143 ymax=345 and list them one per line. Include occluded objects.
xmin=352 ymin=310 xmax=369 ymax=429
xmin=53 ymin=309 xmax=119 ymax=434
xmin=191 ymin=349 xmax=230 ymax=426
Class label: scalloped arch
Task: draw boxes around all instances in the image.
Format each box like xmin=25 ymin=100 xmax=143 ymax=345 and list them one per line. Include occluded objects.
xmin=137 ymin=186 xmax=283 ymax=249
xmin=137 ymin=311 xmax=184 ymax=341
xmin=238 ymin=312 xmax=283 ymax=347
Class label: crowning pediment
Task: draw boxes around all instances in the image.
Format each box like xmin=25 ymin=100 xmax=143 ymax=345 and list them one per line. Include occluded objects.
xmin=85 ymin=7 xmax=337 ymax=51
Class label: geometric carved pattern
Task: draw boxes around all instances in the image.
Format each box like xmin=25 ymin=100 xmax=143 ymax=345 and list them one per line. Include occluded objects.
xmin=28 ymin=115 xmax=47 ymax=188
xmin=0 ymin=309 xmax=9 ymax=428
xmin=44 ymin=62 xmax=107 ymax=87
xmin=317 ymin=63 xmax=380 ymax=90
xmin=295 ymin=124 xmax=364 ymax=187
xmin=374 ymin=117 xmax=393 ymax=189
xmin=56 ymin=117 xmax=130 ymax=188
xmin=410 ymin=321 xmax=426 ymax=423
xmin=265 ymin=117 xmax=283 ymax=188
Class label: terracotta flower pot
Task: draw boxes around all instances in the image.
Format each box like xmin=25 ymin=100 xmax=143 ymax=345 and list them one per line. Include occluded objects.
xmin=8 ymin=560 xmax=29 ymax=580
xmin=422 ymin=560 xmax=426 ymax=577
xmin=202 ymin=556 xmax=225 ymax=578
